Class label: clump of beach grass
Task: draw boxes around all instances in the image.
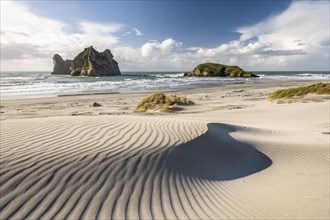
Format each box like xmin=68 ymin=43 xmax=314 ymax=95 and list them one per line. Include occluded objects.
xmin=268 ymin=83 xmax=330 ymax=99
xmin=134 ymin=92 xmax=195 ymax=113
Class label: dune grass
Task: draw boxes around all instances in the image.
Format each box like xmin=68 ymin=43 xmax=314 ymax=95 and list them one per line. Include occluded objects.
xmin=268 ymin=83 xmax=330 ymax=99
xmin=134 ymin=92 xmax=195 ymax=113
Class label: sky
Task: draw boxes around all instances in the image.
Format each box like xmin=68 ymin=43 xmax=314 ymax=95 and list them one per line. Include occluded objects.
xmin=1 ymin=0 xmax=329 ymax=71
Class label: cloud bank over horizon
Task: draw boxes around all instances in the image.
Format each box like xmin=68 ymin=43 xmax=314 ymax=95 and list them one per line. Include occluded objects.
xmin=1 ymin=1 xmax=329 ymax=71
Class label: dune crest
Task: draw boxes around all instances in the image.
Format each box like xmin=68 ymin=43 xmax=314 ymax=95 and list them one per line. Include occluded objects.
xmin=166 ymin=123 xmax=272 ymax=180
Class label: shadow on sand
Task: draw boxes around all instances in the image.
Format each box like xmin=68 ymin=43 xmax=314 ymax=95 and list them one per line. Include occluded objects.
xmin=166 ymin=123 xmax=272 ymax=181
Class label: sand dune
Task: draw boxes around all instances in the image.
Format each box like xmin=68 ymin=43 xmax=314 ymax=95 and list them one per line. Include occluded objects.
xmin=1 ymin=85 xmax=329 ymax=219
xmin=1 ymin=117 xmax=207 ymax=219
xmin=1 ymin=108 xmax=329 ymax=219
xmin=166 ymin=123 xmax=271 ymax=181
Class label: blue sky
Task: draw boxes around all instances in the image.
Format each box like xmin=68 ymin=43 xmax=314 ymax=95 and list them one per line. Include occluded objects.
xmin=26 ymin=1 xmax=290 ymax=47
xmin=1 ymin=0 xmax=329 ymax=71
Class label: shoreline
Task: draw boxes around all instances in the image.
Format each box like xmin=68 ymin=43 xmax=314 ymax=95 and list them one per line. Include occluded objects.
xmin=1 ymin=80 xmax=328 ymax=121
xmin=1 ymin=72 xmax=328 ymax=101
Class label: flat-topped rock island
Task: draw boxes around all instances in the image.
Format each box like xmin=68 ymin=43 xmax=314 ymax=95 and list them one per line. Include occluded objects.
xmin=184 ymin=63 xmax=259 ymax=77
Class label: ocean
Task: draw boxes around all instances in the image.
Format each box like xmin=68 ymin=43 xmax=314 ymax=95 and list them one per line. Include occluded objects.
xmin=0 ymin=71 xmax=329 ymax=100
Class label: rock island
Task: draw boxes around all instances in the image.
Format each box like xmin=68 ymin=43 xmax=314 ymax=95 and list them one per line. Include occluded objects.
xmin=51 ymin=46 xmax=121 ymax=77
xmin=184 ymin=63 xmax=258 ymax=77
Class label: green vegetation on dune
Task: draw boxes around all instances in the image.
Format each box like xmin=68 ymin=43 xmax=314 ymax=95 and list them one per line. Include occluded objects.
xmin=268 ymin=83 xmax=330 ymax=99
xmin=135 ymin=92 xmax=195 ymax=113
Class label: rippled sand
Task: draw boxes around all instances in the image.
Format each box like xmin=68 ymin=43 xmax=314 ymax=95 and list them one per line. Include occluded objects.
xmin=1 ymin=82 xmax=329 ymax=219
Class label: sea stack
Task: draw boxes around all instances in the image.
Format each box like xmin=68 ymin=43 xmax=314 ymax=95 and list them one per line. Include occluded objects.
xmin=184 ymin=63 xmax=258 ymax=77
xmin=51 ymin=46 xmax=121 ymax=76
xmin=51 ymin=54 xmax=72 ymax=75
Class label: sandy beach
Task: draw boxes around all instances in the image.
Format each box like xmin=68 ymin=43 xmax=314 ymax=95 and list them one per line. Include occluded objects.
xmin=1 ymin=80 xmax=329 ymax=219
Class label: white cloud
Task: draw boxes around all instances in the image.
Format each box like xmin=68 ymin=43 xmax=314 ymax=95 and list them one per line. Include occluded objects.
xmin=196 ymin=0 xmax=330 ymax=70
xmin=111 ymin=39 xmax=185 ymax=70
xmin=122 ymin=31 xmax=131 ymax=36
xmin=165 ymin=0 xmax=329 ymax=71
xmin=141 ymin=38 xmax=181 ymax=57
xmin=117 ymin=0 xmax=329 ymax=71
xmin=237 ymin=1 xmax=329 ymax=53
xmin=132 ymin=28 xmax=144 ymax=36
xmin=1 ymin=1 xmax=329 ymax=71
xmin=0 ymin=1 xmax=124 ymax=71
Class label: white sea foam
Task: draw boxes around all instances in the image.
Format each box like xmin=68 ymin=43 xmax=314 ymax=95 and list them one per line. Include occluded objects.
xmin=258 ymin=72 xmax=329 ymax=80
xmin=0 ymin=71 xmax=329 ymax=99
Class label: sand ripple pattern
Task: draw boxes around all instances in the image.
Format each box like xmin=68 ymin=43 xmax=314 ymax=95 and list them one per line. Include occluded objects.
xmin=0 ymin=116 xmax=271 ymax=220
xmin=1 ymin=114 xmax=326 ymax=219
